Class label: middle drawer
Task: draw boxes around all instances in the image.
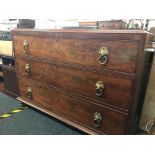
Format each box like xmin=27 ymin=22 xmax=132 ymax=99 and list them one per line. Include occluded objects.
xmin=16 ymin=57 xmax=133 ymax=110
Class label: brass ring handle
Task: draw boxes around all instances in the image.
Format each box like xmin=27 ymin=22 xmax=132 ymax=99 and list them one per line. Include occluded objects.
xmin=98 ymin=47 xmax=109 ymax=65
xmin=27 ymin=87 xmax=33 ymax=99
xmin=95 ymin=81 xmax=104 ymax=97
xmin=96 ymin=88 xmax=103 ymax=97
xmin=98 ymin=55 xmax=108 ymax=65
xmin=94 ymin=112 xmax=102 ymax=128
xmin=23 ymin=40 xmax=29 ymax=53
xmin=25 ymin=64 xmax=31 ymax=76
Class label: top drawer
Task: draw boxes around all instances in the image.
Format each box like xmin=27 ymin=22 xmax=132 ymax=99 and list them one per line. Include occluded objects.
xmin=13 ymin=34 xmax=140 ymax=74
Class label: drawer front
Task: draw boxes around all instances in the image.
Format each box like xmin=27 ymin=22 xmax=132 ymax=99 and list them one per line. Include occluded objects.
xmin=16 ymin=58 xmax=133 ymax=110
xmin=18 ymin=77 xmax=128 ymax=135
xmin=13 ymin=35 xmax=139 ymax=74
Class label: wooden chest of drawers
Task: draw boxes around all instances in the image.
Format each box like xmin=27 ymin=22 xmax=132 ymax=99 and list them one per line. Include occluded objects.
xmin=12 ymin=29 xmax=151 ymax=134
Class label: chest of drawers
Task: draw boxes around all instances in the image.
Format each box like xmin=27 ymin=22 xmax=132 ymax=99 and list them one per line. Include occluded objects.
xmin=12 ymin=29 xmax=151 ymax=134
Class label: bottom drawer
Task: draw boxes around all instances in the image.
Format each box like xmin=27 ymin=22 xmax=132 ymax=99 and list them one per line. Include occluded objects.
xmin=18 ymin=77 xmax=128 ymax=134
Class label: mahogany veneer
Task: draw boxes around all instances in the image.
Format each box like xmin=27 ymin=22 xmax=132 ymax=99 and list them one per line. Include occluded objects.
xmin=12 ymin=29 xmax=151 ymax=134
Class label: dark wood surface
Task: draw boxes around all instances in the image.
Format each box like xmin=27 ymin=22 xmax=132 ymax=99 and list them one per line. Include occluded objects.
xmin=16 ymin=57 xmax=133 ymax=110
xmin=18 ymin=77 xmax=128 ymax=135
xmin=12 ymin=29 xmax=152 ymax=134
xmin=126 ymin=34 xmax=149 ymax=133
xmin=0 ymin=54 xmax=19 ymax=97
xmin=13 ymin=35 xmax=139 ymax=74
xmin=2 ymin=67 xmax=19 ymax=96
xmin=0 ymin=81 xmax=4 ymax=90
